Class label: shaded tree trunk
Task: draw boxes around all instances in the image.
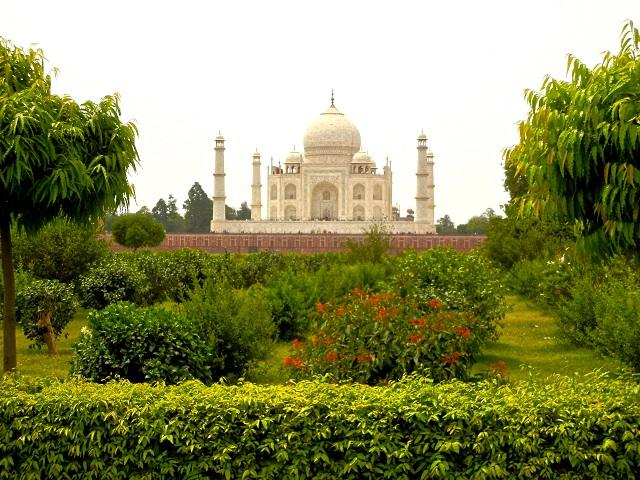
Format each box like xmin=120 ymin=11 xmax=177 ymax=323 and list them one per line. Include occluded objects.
xmin=0 ymin=210 xmax=17 ymax=372
xmin=38 ymin=311 xmax=58 ymax=356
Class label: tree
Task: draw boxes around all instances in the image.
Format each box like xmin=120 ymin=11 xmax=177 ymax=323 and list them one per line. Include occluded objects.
xmin=12 ymin=217 xmax=107 ymax=283
xmin=456 ymin=209 xmax=500 ymax=235
xmin=111 ymin=214 xmax=165 ymax=250
xmin=504 ymin=21 xmax=640 ymax=256
xmin=436 ymin=214 xmax=456 ymax=234
xmin=0 ymin=38 xmax=138 ymax=371
xmin=166 ymin=194 xmax=186 ymax=232
xmin=406 ymin=208 xmax=415 ymax=221
xmin=152 ymin=198 xmax=169 ymax=225
xmin=236 ymin=201 xmax=252 ymax=220
xmin=225 ymin=204 xmax=237 ymax=220
xmin=183 ymin=182 xmax=213 ymax=232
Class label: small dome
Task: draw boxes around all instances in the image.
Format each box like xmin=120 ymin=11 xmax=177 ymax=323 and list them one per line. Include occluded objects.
xmin=303 ymin=104 xmax=361 ymax=157
xmin=417 ymin=130 xmax=427 ymax=141
xmin=215 ymin=132 xmax=225 ymax=141
xmin=352 ymin=150 xmax=372 ymax=163
xmin=285 ymin=150 xmax=303 ymax=163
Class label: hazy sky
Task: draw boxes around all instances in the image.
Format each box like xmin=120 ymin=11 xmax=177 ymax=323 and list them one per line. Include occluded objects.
xmin=3 ymin=1 xmax=639 ymax=224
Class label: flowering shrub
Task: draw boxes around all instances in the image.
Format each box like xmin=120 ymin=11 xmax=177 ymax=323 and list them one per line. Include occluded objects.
xmin=284 ymin=289 xmax=483 ymax=384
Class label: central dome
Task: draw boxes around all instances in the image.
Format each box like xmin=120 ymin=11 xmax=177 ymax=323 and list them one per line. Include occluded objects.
xmin=303 ymin=104 xmax=361 ymax=159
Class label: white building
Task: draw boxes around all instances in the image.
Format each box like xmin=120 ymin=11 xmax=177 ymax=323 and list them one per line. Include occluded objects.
xmin=211 ymin=96 xmax=435 ymax=234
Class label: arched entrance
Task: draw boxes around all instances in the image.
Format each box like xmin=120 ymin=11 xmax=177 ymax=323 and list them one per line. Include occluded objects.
xmin=311 ymin=183 xmax=339 ymax=220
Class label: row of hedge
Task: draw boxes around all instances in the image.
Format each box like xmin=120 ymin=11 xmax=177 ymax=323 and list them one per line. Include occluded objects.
xmin=1 ymin=375 xmax=638 ymax=479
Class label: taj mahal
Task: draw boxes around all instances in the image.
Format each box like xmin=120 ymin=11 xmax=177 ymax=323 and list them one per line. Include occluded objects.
xmin=210 ymin=94 xmax=435 ymax=234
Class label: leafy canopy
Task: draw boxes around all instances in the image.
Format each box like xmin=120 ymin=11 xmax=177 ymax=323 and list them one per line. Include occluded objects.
xmin=504 ymin=21 xmax=640 ymax=256
xmin=111 ymin=213 xmax=165 ymax=250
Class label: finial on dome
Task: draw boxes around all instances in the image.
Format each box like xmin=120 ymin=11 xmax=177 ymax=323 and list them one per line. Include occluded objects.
xmin=331 ymin=89 xmax=335 ymax=107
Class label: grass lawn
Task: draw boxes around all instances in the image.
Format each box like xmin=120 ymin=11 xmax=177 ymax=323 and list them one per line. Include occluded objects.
xmin=1 ymin=295 xmax=628 ymax=383
xmin=473 ymin=295 xmax=626 ymax=382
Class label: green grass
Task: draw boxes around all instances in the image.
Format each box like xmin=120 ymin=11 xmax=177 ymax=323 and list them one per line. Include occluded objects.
xmin=1 ymin=295 xmax=629 ymax=383
xmin=0 ymin=308 xmax=87 ymax=379
xmin=474 ymin=295 xmax=626 ymax=382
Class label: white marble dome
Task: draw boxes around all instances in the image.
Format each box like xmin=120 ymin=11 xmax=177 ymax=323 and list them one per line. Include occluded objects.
xmin=285 ymin=150 xmax=303 ymax=163
xmin=303 ymin=104 xmax=361 ymax=158
xmin=352 ymin=150 xmax=373 ymax=163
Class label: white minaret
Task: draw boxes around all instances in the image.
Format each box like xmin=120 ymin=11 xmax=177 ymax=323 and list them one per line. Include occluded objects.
xmin=251 ymin=149 xmax=262 ymax=220
xmin=212 ymin=132 xmax=226 ymax=225
xmin=415 ymin=130 xmax=434 ymax=225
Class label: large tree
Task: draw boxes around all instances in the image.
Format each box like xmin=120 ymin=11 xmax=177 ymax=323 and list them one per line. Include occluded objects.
xmin=183 ymin=182 xmax=213 ymax=232
xmin=111 ymin=214 xmax=165 ymax=250
xmin=165 ymin=194 xmax=186 ymax=232
xmin=504 ymin=21 xmax=640 ymax=256
xmin=0 ymin=38 xmax=138 ymax=371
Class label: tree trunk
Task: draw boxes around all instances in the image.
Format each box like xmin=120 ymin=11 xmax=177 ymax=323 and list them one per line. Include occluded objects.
xmin=38 ymin=311 xmax=58 ymax=356
xmin=0 ymin=211 xmax=17 ymax=372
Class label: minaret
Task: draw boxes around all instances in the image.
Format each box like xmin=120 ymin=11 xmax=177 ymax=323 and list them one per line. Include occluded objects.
xmin=212 ymin=132 xmax=226 ymax=226
xmin=251 ymin=149 xmax=262 ymax=221
xmin=415 ymin=130 xmax=434 ymax=226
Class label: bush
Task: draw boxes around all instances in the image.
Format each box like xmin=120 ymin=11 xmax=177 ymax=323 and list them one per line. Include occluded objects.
xmin=11 ymin=218 xmax=107 ymax=283
xmin=181 ymin=280 xmax=276 ymax=379
xmin=1 ymin=375 xmax=638 ymax=479
xmin=343 ymin=224 xmax=391 ymax=263
xmin=285 ymin=290 xmax=482 ymax=384
xmin=110 ymin=213 xmax=165 ymax=250
xmin=78 ymin=255 xmax=149 ymax=309
xmin=264 ymin=262 xmax=390 ymax=340
xmin=71 ymin=302 xmax=220 ymax=384
xmin=391 ymin=248 xmax=507 ymax=340
xmin=15 ymin=279 xmax=77 ymax=351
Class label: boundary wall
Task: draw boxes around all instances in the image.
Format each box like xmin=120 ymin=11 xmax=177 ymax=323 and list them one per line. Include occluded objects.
xmin=108 ymin=233 xmax=486 ymax=254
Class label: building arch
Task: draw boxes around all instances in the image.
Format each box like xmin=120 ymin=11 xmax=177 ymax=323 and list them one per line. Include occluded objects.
xmin=284 ymin=205 xmax=297 ymax=220
xmin=311 ymin=182 xmax=339 ymax=220
xmin=373 ymin=206 xmax=383 ymax=220
xmin=373 ymin=184 xmax=383 ymax=200
xmin=353 ymin=184 xmax=365 ymax=200
xmin=270 ymin=185 xmax=277 ymax=200
xmin=285 ymin=184 xmax=297 ymax=200
xmin=270 ymin=206 xmax=277 ymax=219
xmin=353 ymin=205 xmax=365 ymax=220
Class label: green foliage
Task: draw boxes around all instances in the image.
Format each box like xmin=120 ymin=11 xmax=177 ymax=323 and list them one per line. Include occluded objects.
xmin=436 ymin=214 xmax=456 ymax=234
xmin=344 ymin=224 xmax=391 ymax=263
xmin=264 ymin=262 xmax=389 ymax=340
xmin=505 ymin=21 xmax=640 ymax=256
xmin=456 ymin=208 xmax=498 ymax=235
xmin=391 ymin=248 xmax=508 ymax=340
xmin=78 ymin=255 xmax=149 ymax=309
xmin=555 ymin=256 xmax=640 ymax=370
xmin=182 ymin=182 xmax=213 ymax=233
xmin=1 ymin=37 xmax=138 ymax=371
xmin=110 ymin=213 xmax=165 ymax=250
xmin=15 ymin=279 xmax=77 ymax=347
xmin=1 ymin=375 xmax=639 ymax=479
xmin=11 ymin=217 xmax=107 ymax=283
xmin=286 ymin=291 xmax=482 ymax=384
xmin=181 ymin=280 xmax=276 ymax=379
xmin=71 ymin=303 xmax=219 ymax=384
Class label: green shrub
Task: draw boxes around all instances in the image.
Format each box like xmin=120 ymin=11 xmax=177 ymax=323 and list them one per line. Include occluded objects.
xmin=181 ymin=280 xmax=276 ymax=378
xmin=343 ymin=224 xmax=391 ymax=263
xmin=264 ymin=262 xmax=389 ymax=340
xmin=15 ymin=279 xmax=78 ymax=350
xmin=285 ymin=290 xmax=482 ymax=384
xmin=391 ymin=248 xmax=507 ymax=340
xmin=110 ymin=213 xmax=165 ymax=250
xmin=70 ymin=302 xmax=220 ymax=384
xmin=12 ymin=217 xmax=107 ymax=283
xmin=78 ymin=255 xmax=149 ymax=309
xmin=1 ymin=375 xmax=638 ymax=479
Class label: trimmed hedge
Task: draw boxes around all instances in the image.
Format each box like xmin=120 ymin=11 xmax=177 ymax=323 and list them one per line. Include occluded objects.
xmin=1 ymin=375 xmax=639 ymax=479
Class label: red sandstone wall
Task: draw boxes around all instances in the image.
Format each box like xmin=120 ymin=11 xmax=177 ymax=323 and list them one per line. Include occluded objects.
xmin=108 ymin=233 xmax=486 ymax=254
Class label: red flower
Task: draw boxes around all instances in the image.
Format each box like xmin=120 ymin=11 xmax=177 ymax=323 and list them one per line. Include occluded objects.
xmin=283 ymin=356 xmax=303 ymax=368
xmin=428 ymin=299 xmax=443 ymax=309
xmin=409 ymin=318 xmax=426 ymax=327
xmin=431 ymin=322 xmax=444 ymax=331
xmin=291 ymin=338 xmax=303 ymax=349
xmin=336 ymin=307 xmax=344 ymax=316
xmin=316 ymin=303 xmax=326 ymax=312
xmin=494 ymin=360 xmax=506 ymax=369
xmin=409 ymin=334 xmax=424 ymax=344
xmin=376 ymin=307 xmax=388 ymax=320
xmin=455 ymin=327 xmax=472 ymax=338
xmin=356 ymin=352 xmax=372 ymax=364
xmin=440 ymin=351 xmax=462 ymax=365
xmin=369 ymin=295 xmax=378 ymax=305
xmin=325 ymin=351 xmax=337 ymax=362
xmin=311 ymin=336 xmax=321 ymax=344
xmin=322 ymin=336 xmax=334 ymax=347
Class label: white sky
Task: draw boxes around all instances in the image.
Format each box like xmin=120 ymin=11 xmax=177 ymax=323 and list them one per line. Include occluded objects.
xmin=3 ymin=1 xmax=639 ymax=224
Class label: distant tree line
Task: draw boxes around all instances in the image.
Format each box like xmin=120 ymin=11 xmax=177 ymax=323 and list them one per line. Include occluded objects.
xmin=436 ymin=208 xmax=499 ymax=235
xmin=105 ymin=182 xmax=251 ymax=233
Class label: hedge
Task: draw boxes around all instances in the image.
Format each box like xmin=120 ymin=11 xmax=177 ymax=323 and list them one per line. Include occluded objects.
xmin=0 ymin=375 xmax=639 ymax=479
